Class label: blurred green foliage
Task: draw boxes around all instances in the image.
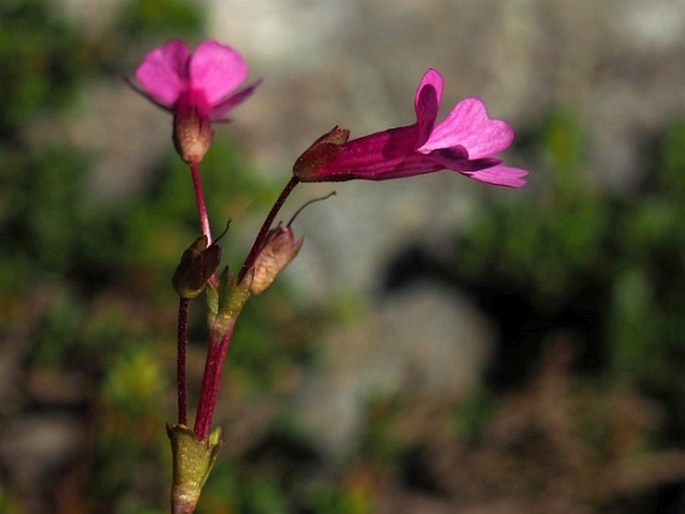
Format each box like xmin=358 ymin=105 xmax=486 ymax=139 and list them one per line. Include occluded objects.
xmin=359 ymin=393 xmax=411 ymax=469
xmin=117 ymin=0 xmax=203 ymax=38
xmin=0 ymin=0 xmax=82 ymax=137
xmin=1 ymin=0 xmax=684 ymax=512
xmin=451 ymin=111 xmax=685 ymax=442
xmin=611 ymin=120 xmax=685 ymax=435
xmin=456 ymin=112 xmax=613 ymax=313
xmin=198 ymin=417 xmax=372 ymax=514
xmin=450 ymin=382 xmax=499 ymax=445
xmin=91 ymin=343 xmax=171 ymax=513
xmin=0 ymin=483 xmax=22 ymax=514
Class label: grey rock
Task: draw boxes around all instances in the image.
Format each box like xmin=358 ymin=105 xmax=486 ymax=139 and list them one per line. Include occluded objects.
xmin=292 ymin=281 xmax=494 ymax=458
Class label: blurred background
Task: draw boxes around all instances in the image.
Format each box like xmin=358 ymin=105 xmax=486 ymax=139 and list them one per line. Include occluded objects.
xmin=1 ymin=0 xmax=685 ymax=512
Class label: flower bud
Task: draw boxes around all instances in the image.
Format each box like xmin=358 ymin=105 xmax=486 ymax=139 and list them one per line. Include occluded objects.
xmin=173 ymin=107 xmax=214 ymax=164
xmin=172 ymin=236 xmax=221 ymax=299
xmin=250 ymin=225 xmax=304 ymax=294
xmin=293 ymin=126 xmax=349 ymax=181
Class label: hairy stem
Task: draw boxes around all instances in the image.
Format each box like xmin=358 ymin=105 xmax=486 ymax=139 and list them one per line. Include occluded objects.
xmin=177 ymin=297 xmax=190 ymax=426
xmin=193 ymin=323 xmax=236 ymax=441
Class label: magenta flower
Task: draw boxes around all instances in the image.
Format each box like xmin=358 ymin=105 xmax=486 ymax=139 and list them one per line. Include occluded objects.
xmin=133 ymin=39 xmax=258 ymax=163
xmin=294 ymin=69 xmax=528 ymax=188
xmin=135 ymin=38 xmax=257 ymax=120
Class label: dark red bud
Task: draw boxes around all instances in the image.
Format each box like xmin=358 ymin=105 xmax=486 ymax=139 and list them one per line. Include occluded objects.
xmin=172 ymin=236 xmax=221 ymax=298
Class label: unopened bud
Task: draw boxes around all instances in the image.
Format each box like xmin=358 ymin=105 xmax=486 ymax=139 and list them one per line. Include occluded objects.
xmin=172 ymin=236 xmax=221 ymax=298
xmin=173 ymin=108 xmax=214 ymax=164
xmin=293 ymin=126 xmax=349 ymax=181
xmin=250 ymin=225 xmax=304 ymax=294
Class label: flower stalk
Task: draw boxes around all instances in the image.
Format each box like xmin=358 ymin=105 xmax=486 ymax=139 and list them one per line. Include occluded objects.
xmin=189 ymin=161 xmax=213 ymax=248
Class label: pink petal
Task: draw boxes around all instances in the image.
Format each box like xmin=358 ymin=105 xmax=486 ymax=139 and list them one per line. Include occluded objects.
xmin=135 ymin=39 xmax=190 ymax=106
xmin=413 ymin=69 xmax=442 ymax=145
xmin=189 ymin=40 xmax=249 ymax=106
xmin=419 ymin=97 xmax=514 ymax=159
xmin=414 ymin=69 xmax=443 ymax=118
xmin=460 ymin=164 xmax=529 ymax=188
xmin=210 ymin=79 xmax=262 ymax=120
xmin=428 ymin=147 xmax=501 ymax=171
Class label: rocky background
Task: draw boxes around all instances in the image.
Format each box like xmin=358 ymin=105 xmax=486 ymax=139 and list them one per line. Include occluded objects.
xmin=1 ymin=0 xmax=685 ymax=512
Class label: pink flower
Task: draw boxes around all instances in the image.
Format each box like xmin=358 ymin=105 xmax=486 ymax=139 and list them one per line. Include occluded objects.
xmin=294 ymin=69 xmax=528 ymax=188
xmin=133 ymin=39 xmax=258 ymax=163
xmin=135 ymin=39 xmax=256 ymax=120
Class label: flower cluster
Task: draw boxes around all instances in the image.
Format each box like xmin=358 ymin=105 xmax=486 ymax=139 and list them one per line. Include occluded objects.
xmin=132 ymin=38 xmax=529 ymax=514
xmin=133 ymin=42 xmax=527 ymax=186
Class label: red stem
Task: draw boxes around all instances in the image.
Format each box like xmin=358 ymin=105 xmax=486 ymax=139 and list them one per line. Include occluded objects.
xmin=193 ymin=323 xmax=236 ymax=440
xmin=177 ymin=297 xmax=190 ymax=426
xmin=189 ymin=162 xmax=221 ymax=290
xmin=239 ymin=176 xmax=299 ymax=282
xmin=191 ymin=177 xmax=299 ymax=441
xmin=174 ymin=121 xmax=304 ymax=512
xmin=189 ymin=161 xmax=212 ymax=245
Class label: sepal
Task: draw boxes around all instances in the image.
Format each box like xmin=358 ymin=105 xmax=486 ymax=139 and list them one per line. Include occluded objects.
xmin=293 ymin=126 xmax=349 ymax=181
xmin=250 ymin=225 xmax=303 ymax=294
xmin=174 ymin=107 xmax=214 ymax=164
xmin=208 ymin=266 xmax=253 ymax=337
xmin=167 ymin=424 xmax=222 ymax=514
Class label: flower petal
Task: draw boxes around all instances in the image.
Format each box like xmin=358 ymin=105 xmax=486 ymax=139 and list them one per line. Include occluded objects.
xmin=135 ymin=39 xmax=190 ymax=106
xmin=414 ymin=69 xmax=443 ymax=144
xmin=429 ymin=147 xmax=502 ymax=171
xmin=419 ymin=97 xmax=514 ymax=159
xmin=414 ymin=69 xmax=443 ymax=114
xmin=460 ymin=164 xmax=529 ymax=188
xmin=189 ymin=40 xmax=249 ymax=106
xmin=210 ymin=79 xmax=262 ymax=120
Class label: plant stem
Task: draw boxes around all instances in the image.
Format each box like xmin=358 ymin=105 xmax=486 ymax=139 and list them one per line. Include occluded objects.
xmin=189 ymin=161 xmax=212 ymax=244
xmin=239 ymin=176 xmax=299 ymax=282
xmin=192 ymin=176 xmax=299 ymax=441
xmin=193 ymin=322 xmax=236 ymax=441
xmin=171 ymin=497 xmax=194 ymax=514
xmin=177 ymin=297 xmax=190 ymax=426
